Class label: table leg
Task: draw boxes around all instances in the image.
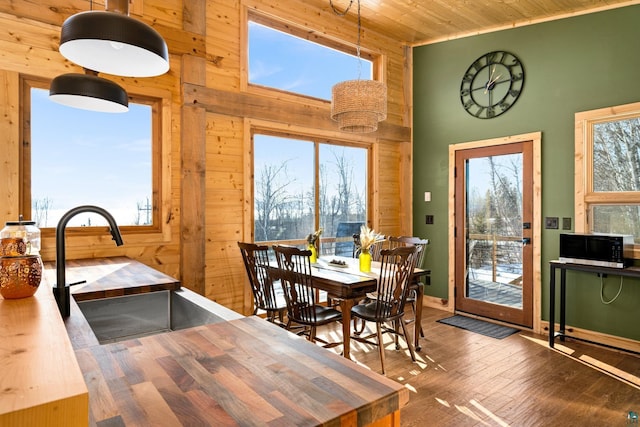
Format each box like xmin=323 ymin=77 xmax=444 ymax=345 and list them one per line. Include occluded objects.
xmin=414 ymin=283 xmax=424 ymax=351
xmin=549 ymin=264 xmax=556 ymax=348
xmin=559 ymin=268 xmax=566 ymax=342
xmin=340 ymin=298 xmax=355 ymax=359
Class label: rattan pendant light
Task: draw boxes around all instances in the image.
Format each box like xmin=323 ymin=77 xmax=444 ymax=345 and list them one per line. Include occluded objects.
xmin=330 ymin=0 xmax=387 ymax=133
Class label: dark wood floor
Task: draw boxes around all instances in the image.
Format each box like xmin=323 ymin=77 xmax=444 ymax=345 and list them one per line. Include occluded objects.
xmin=317 ymin=307 xmax=640 ymax=426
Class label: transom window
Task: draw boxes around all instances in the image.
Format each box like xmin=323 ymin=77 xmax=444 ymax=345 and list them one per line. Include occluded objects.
xmin=248 ymin=13 xmax=374 ymax=100
xmin=575 ymin=101 xmax=640 ymax=251
xmin=253 ymin=133 xmax=368 ymax=254
xmin=22 ymin=80 xmax=160 ymax=231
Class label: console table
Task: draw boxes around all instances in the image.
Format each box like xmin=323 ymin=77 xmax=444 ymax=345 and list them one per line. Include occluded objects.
xmin=548 ymin=260 xmax=640 ymax=350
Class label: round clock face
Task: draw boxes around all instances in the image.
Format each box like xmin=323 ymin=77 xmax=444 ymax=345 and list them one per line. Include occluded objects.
xmin=460 ymin=51 xmax=524 ymax=119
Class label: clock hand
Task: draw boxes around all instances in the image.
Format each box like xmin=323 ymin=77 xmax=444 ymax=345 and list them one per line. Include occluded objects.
xmin=491 ymin=76 xmax=512 ymax=85
xmin=484 ymin=73 xmax=502 ymax=94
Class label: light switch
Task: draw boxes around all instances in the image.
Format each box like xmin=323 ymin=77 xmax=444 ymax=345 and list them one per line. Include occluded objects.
xmin=424 ymin=192 xmax=431 ymax=202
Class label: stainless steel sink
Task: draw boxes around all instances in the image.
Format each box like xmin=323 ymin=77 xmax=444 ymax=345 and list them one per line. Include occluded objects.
xmin=75 ymin=288 xmax=242 ymax=344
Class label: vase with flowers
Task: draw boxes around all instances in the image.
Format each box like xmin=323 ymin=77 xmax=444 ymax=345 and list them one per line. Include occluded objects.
xmin=358 ymin=225 xmax=385 ymax=272
xmin=306 ymin=228 xmax=322 ymax=263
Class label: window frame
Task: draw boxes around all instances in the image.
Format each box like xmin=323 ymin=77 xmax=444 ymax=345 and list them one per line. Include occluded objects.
xmin=242 ymin=7 xmax=385 ymax=105
xmin=250 ymin=126 xmax=372 ymax=248
xmin=20 ymin=75 xmax=171 ymax=239
xmin=575 ymin=101 xmax=640 ymax=257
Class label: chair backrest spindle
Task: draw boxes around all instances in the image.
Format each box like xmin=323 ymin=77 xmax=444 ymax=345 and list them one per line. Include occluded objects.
xmin=374 ymin=246 xmax=420 ymax=320
xmin=238 ymin=242 xmax=285 ymax=318
xmin=272 ymin=245 xmax=318 ymax=324
xmin=388 ymin=236 xmax=429 ymax=269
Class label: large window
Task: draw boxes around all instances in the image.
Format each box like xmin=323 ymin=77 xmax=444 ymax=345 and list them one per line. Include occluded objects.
xmin=575 ymin=102 xmax=640 ymax=250
xmin=23 ymin=80 xmax=160 ymax=231
xmin=248 ymin=13 xmax=375 ymax=100
xmin=254 ymin=133 xmax=368 ymax=253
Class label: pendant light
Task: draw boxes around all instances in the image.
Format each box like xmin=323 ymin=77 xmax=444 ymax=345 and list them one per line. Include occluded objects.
xmin=50 ymin=0 xmax=168 ymax=113
xmin=330 ymin=0 xmax=387 ymax=133
xmin=49 ymin=70 xmax=129 ymax=113
xmin=58 ymin=0 xmax=169 ymax=78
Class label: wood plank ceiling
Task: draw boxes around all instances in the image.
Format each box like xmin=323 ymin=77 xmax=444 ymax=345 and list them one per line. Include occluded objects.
xmin=315 ymin=0 xmax=639 ymax=45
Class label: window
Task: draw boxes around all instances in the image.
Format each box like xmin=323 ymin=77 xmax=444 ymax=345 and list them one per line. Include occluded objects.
xmin=575 ymin=101 xmax=640 ymax=249
xmin=253 ymin=133 xmax=368 ymax=253
xmin=22 ymin=79 xmax=161 ymax=231
xmin=248 ymin=13 xmax=375 ymax=100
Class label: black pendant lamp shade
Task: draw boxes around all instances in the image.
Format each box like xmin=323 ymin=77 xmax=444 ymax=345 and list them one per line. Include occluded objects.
xmin=49 ymin=73 xmax=129 ymax=113
xmin=59 ymin=11 xmax=169 ymax=78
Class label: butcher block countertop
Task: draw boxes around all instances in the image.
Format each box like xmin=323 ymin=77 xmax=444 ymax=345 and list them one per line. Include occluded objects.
xmin=0 ymin=281 xmax=89 ymax=427
xmin=2 ymin=257 xmax=409 ymax=427
xmin=72 ymin=316 xmax=409 ymax=426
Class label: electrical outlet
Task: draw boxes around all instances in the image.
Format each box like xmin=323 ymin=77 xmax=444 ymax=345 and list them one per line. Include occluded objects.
xmin=562 ymin=217 xmax=572 ymax=230
xmin=545 ymin=217 xmax=559 ymax=229
xmin=425 ymin=215 xmax=434 ymax=224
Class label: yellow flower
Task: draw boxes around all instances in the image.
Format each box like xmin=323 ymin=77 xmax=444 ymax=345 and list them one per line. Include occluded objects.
xmin=359 ymin=225 xmax=384 ymax=250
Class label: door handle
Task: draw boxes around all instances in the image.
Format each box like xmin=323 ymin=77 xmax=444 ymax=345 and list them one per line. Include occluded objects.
xmin=522 ymin=237 xmax=531 ymax=246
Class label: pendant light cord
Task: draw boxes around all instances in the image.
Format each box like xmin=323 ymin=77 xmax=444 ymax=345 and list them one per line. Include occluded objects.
xmin=599 ymin=275 xmax=623 ymax=305
xmin=329 ymin=0 xmax=354 ymax=16
xmin=329 ymin=0 xmax=363 ymax=79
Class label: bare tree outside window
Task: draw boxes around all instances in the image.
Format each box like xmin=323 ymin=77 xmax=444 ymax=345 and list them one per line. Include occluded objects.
xmin=575 ymin=104 xmax=640 ymax=246
xmin=466 ymin=154 xmax=523 ymax=278
xmin=32 ymin=197 xmax=53 ymax=228
xmin=253 ymin=134 xmax=366 ymax=251
xmin=255 ymin=160 xmax=300 ymax=241
xmin=320 ymin=147 xmax=366 ymax=238
xmin=591 ymin=118 xmax=640 ymax=240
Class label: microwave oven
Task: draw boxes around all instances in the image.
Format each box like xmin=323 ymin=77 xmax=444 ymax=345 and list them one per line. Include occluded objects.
xmin=559 ymin=233 xmax=633 ymax=268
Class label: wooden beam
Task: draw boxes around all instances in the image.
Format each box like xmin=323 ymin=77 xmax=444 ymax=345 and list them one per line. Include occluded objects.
xmin=183 ymin=83 xmax=411 ymax=143
xmin=0 ymin=6 xmax=206 ymax=59
xmin=180 ymin=104 xmax=206 ymax=295
xmin=0 ymin=70 xmax=20 ymax=222
xmin=183 ymin=0 xmax=206 ymax=34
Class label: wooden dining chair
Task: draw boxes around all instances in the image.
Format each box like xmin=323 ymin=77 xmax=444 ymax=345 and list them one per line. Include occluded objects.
xmin=272 ymin=244 xmax=343 ymax=348
xmin=238 ymin=242 xmax=287 ymax=326
xmin=388 ymin=236 xmax=429 ymax=339
xmin=388 ymin=236 xmax=429 ymax=268
xmin=351 ymin=235 xmax=390 ymax=335
xmin=350 ymin=245 xmax=419 ymax=374
xmin=352 ymin=233 xmax=361 ymax=257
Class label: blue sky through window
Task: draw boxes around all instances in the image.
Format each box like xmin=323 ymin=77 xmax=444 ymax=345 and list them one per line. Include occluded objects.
xmin=248 ymin=21 xmax=372 ymax=99
xmin=31 ymin=88 xmax=152 ymax=227
xmin=29 ymin=18 xmax=371 ymax=229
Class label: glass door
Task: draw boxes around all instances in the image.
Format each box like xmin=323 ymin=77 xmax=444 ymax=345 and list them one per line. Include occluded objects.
xmin=454 ymin=141 xmax=533 ymax=327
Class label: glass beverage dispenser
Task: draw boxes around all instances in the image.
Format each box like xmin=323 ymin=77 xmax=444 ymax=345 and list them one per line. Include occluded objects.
xmin=0 ymin=216 xmax=43 ymax=299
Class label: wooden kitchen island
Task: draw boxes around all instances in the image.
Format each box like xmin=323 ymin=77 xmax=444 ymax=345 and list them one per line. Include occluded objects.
xmin=2 ymin=257 xmax=409 ymax=426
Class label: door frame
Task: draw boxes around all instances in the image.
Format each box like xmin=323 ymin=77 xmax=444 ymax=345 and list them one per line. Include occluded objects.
xmin=448 ymin=132 xmax=542 ymax=333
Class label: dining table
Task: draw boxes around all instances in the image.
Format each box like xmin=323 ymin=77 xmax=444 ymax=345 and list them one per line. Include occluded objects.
xmin=281 ymin=255 xmax=426 ymax=359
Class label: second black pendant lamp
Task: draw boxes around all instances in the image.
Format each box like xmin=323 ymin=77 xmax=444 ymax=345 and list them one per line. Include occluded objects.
xmin=49 ymin=71 xmax=129 ymax=113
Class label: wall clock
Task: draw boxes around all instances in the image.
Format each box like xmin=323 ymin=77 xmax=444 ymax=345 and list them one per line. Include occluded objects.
xmin=460 ymin=50 xmax=525 ymax=119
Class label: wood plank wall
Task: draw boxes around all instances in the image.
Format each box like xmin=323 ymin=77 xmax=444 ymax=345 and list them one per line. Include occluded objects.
xmin=0 ymin=0 xmax=412 ymax=314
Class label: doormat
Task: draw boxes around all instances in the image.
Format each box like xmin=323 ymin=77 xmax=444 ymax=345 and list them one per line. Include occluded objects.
xmin=437 ymin=315 xmax=518 ymax=339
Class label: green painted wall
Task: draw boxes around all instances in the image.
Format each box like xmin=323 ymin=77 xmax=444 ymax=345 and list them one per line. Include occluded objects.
xmin=413 ymin=5 xmax=640 ymax=340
